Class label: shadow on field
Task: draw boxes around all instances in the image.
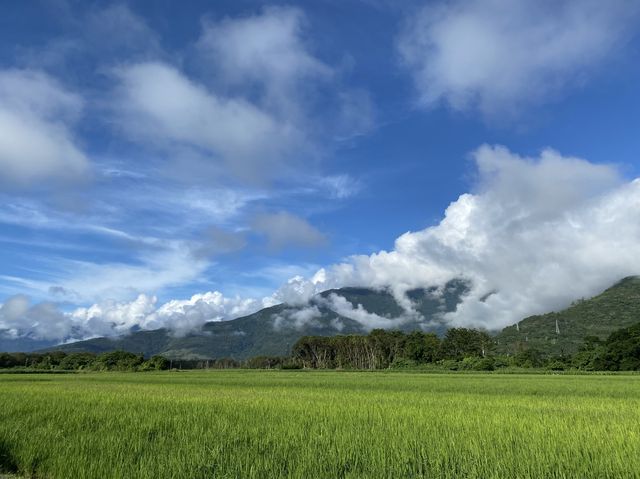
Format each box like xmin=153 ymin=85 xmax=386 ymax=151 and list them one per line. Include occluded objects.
xmin=0 ymin=439 xmax=18 ymax=475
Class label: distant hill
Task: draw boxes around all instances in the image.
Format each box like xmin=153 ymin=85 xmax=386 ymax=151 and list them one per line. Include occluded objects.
xmin=47 ymin=281 xmax=469 ymax=359
xmin=496 ymin=276 xmax=640 ymax=355
xmin=23 ymin=277 xmax=640 ymax=359
xmin=0 ymin=336 xmax=58 ymax=353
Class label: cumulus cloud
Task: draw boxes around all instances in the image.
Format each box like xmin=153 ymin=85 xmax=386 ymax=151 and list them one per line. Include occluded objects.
xmin=0 ymin=69 xmax=89 ymax=187
xmin=398 ymin=0 xmax=640 ymax=116
xmin=252 ymin=212 xmax=327 ymax=250
xmin=70 ymin=291 xmax=273 ymax=339
xmin=1 ymin=290 xmax=274 ymax=343
xmin=280 ymin=145 xmax=640 ymax=331
xmin=274 ymin=270 xmax=331 ymax=306
xmin=0 ymin=295 xmax=71 ymax=341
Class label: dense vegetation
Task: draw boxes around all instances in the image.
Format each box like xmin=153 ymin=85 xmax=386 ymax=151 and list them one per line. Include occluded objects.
xmin=497 ymin=276 xmax=640 ymax=355
xmin=292 ymin=328 xmax=494 ymax=370
xmin=291 ymin=321 xmax=640 ymax=371
xmin=3 ymin=319 xmax=640 ymax=372
xmin=1 ymin=371 xmax=639 ymax=478
xmin=0 ymin=350 xmax=169 ymax=372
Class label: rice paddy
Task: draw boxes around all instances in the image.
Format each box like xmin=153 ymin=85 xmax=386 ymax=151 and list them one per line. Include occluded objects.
xmin=1 ymin=371 xmax=639 ymax=478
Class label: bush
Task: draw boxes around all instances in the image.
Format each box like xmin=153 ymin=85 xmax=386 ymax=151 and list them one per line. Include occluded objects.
xmin=546 ymin=360 xmax=566 ymax=371
xmin=93 ymin=351 xmax=144 ymax=371
xmin=389 ymin=358 xmax=418 ymax=369
xmin=59 ymin=353 xmax=96 ymax=370
xmin=141 ymin=355 xmax=169 ymax=371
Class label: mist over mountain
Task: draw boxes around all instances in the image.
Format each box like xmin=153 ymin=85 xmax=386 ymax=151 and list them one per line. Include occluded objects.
xmin=45 ymin=281 xmax=470 ymax=359
xmin=36 ymin=276 xmax=640 ymax=360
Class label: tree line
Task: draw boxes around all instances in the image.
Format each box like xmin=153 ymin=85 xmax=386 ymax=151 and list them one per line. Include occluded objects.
xmin=290 ymin=323 xmax=640 ymax=371
xmin=2 ymin=322 xmax=640 ymax=372
xmin=291 ymin=328 xmax=494 ymax=369
xmin=0 ymin=350 xmax=169 ymax=372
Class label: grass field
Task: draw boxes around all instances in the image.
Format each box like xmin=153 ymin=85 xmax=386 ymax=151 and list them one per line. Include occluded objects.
xmin=1 ymin=371 xmax=639 ymax=478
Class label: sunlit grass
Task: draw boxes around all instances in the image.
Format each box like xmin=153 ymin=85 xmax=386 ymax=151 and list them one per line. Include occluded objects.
xmin=1 ymin=371 xmax=639 ymax=478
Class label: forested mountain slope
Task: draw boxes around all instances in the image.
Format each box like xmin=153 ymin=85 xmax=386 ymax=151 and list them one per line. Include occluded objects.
xmin=496 ymin=277 xmax=640 ymax=355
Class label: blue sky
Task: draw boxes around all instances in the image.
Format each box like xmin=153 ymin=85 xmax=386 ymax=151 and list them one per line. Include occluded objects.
xmin=2 ymin=0 xmax=640 ymax=342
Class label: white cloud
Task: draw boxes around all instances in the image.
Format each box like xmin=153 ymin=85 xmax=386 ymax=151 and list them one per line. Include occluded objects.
xmin=197 ymin=6 xmax=332 ymax=114
xmin=1 ymin=289 xmax=273 ymax=342
xmin=7 ymin=144 xmax=639 ymax=339
xmin=70 ymin=294 xmax=158 ymax=339
xmin=112 ymin=61 xmax=300 ymax=182
xmin=70 ymin=291 xmax=272 ymax=339
xmin=319 ymin=174 xmax=362 ymax=200
xmin=322 ymin=293 xmax=411 ymax=331
xmin=282 ymin=145 xmax=640 ymax=331
xmin=398 ymin=0 xmax=640 ymax=116
xmin=53 ymin=244 xmax=210 ymax=303
xmin=273 ymin=304 xmax=323 ymax=331
xmin=177 ymin=188 xmax=265 ymax=223
xmin=0 ymin=69 xmax=89 ymax=187
xmin=111 ymin=7 xmax=373 ymax=184
xmin=274 ymin=270 xmax=328 ymax=306
xmin=252 ymin=211 xmax=327 ymax=250
xmin=0 ymin=295 xmax=71 ymax=341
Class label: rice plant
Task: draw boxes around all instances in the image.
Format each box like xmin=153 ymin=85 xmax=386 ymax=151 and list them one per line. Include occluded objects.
xmin=1 ymin=371 xmax=639 ymax=478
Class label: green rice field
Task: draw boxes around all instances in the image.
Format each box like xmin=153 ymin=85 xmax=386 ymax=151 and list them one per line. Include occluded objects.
xmin=1 ymin=371 xmax=639 ymax=478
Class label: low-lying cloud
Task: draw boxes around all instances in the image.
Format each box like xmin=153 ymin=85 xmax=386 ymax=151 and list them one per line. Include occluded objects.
xmin=279 ymin=145 xmax=640 ymax=331
xmin=1 ymin=291 xmax=275 ymax=342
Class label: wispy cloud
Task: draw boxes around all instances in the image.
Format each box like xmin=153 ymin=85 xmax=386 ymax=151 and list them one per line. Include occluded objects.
xmin=252 ymin=212 xmax=327 ymax=250
xmin=0 ymin=69 xmax=89 ymax=188
xmin=398 ymin=0 xmax=640 ymax=117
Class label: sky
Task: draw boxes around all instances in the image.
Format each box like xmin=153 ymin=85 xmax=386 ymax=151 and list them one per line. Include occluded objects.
xmin=2 ymin=0 xmax=640 ymax=343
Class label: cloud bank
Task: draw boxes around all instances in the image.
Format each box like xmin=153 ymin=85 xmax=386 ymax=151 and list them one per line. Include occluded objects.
xmin=282 ymin=145 xmax=640 ymax=330
xmin=1 ymin=291 xmax=275 ymax=342
xmin=398 ymin=0 xmax=639 ymax=115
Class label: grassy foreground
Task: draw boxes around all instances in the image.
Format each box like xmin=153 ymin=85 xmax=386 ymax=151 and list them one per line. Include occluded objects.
xmin=1 ymin=371 xmax=639 ymax=478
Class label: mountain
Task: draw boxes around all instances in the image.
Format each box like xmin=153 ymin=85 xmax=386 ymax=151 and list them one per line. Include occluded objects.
xmin=22 ymin=277 xmax=640 ymax=359
xmin=0 ymin=336 xmax=58 ymax=353
xmin=44 ymin=281 xmax=470 ymax=359
xmin=495 ymin=276 xmax=640 ymax=356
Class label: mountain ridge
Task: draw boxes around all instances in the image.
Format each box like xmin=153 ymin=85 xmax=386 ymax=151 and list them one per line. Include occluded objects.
xmin=10 ymin=276 xmax=640 ymax=359
xmin=41 ymin=281 xmax=469 ymax=359
xmin=495 ymin=276 xmax=640 ymax=355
